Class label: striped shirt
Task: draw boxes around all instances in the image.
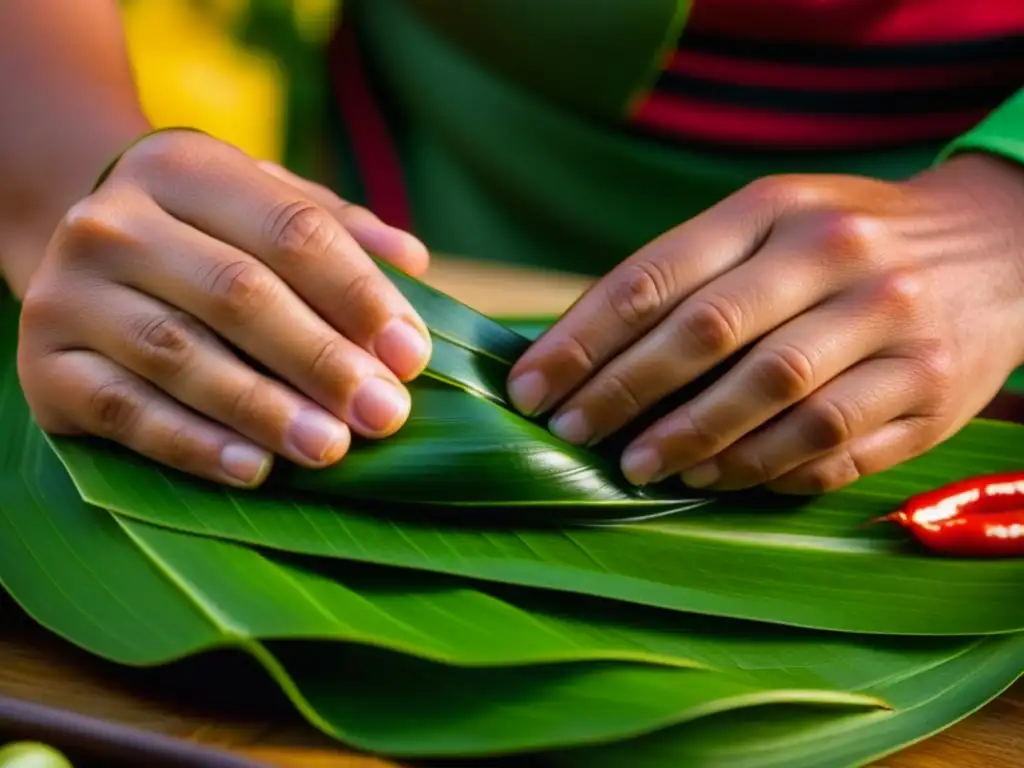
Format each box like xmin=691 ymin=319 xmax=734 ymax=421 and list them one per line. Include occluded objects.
xmin=631 ymin=0 xmax=1024 ymax=151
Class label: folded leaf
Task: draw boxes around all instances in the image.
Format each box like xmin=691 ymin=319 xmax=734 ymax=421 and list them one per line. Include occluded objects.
xmin=549 ymin=631 xmax=1024 ymax=768
xmin=277 ymin=372 xmax=705 ymax=519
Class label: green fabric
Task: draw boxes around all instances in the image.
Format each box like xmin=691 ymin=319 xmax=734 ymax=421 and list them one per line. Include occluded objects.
xmin=1006 ymin=367 xmax=1024 ymax=396
xmin=936 ymin=88 xmax=1024 ymax=169
xmin=397 ymin=0 xmax=690 ymax=120
xmin=349 ymin=0 xmax=946 ymax=275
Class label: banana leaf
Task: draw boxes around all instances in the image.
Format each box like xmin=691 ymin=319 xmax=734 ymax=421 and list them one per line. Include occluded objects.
xmin=1 ymin=415 xmax=949 ymax=682
xmin=1 ymin=266 xmax=1022 ymax=764
xmin=0 ymin=425 xmax=891 ymax=757
xmin=2 ymin=422 xmax=1017 ymax=761
xmin=49 ymin=421 xmax=1024 ymax=636
xmin=549 ymin=633 xmax=1024 ymax=768
xmin=3 ymin=349 xmax=1013 ymax=760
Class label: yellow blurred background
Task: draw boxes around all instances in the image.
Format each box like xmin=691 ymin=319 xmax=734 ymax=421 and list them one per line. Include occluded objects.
xmin=121 ymin=0 xmax=339 ymax=164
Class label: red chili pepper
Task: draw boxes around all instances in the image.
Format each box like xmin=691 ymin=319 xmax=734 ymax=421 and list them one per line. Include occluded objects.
xmin=876 ymin=471 xmax=1024 ymax=558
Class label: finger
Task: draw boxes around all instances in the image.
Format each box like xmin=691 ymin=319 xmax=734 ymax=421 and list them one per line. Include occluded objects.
xmin=506 ymin=175 xmax=858 ymax=417
xmin=87 ymin=201 xmax=412 ymax=439
xmin=35 ymin=350 xmax=274 ymax=488
xmin=256 ymin=160 xmax=430 ymax=278
xmin=120 ymin=131 xmax=431 ymax=381
xmin=505 ymin=188 xmax=779 ymax=417
xmin=614 ymin=279 xmax=908 ymax=487
xmin=67 ymin=284 xmax=352 ymax=468
xmin=689 ymin=356 xmax=934 ymax=491
xmin=764 ymin=416 xmax=944 ymax=495
xmin=546 ymin=235 xmax=844 ymax=447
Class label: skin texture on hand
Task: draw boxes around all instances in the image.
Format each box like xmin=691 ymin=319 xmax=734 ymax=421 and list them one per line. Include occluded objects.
xmin=17 ymin=129 xmax=432 ymax=489
xmin=508 ymin=153 xmax=1024 ymax=495
xmin=0 ymin=0 xmax=153 ymax=297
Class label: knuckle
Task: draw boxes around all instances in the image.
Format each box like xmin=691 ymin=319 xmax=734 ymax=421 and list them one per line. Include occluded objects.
xmin=161 ymin=423 xmax=201 ymax=470
xmin=607 ymin=260 xmax=675 ymax=330
xmin=721 ymin=449 xmax=773 ymax=484
xmin=914 ymin=345 xmax=956 ymax=405
xmin=121 ymin=129 xmax=203 ymax=179
xmin=875 ymin=269 xmax=926 ymax=318
xmin=19 ymin=287 xmax=67 ymax=336
xmin=818 ymin=211 xmax=884 ymax=263
xmin=125 ymin=314 xmax=196 ymax=377
xmin=741 ymin=175 xmax=820 ymax=210
xmin=597 ymin=373 xmax=644 ymax=420
xmin=802 ymin=398 xmax=857 ymax=451
xmin=338 ymin=270 xmax=385 ymax=316
xmin=756 ymin=344 xmax=815 ymax=402
xmin=679 ymin=298 xmax=741 ymax=357
xmin=265 ymin=200 xmax=335 ymax=259
xmin=57 ymin=195 xmax=136 ymax=255
xmin=226 ymin=378 xmax=269 ymax=429
xmin=680 ymin=410 xmax=721 ymax=454
xmin=203 ymin=260 xmax=277 ymax=323
xmin=307 ymin=335 xmax=355 ymax=387
xmin=88 ymin=379 xmax=143 ymax=439
xmin=548 ymin=334 xmax=601 ymax=380
xmin=801 ymin=454 xmax=860 ymax=494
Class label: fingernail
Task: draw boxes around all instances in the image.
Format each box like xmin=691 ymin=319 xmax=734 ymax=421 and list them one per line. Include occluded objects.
xmin=375 ymin=318 xmax=431 ymax=380
xmin=220 ymin=443 xmax=272 ymax=486
xmin=287 ymin=410 xmax=351 ymax=464
xmin=621 ymin=446 xmax=663 ymax=486
xmin=508 ymin=371 xmax=548 ymax=415
xmin=549 ymin=410 xmax=592 ymax=445
xmin=681 ymin=461 xmax=720 ymax=488
xmin=352 ymin=377 xmax=410 ymax=434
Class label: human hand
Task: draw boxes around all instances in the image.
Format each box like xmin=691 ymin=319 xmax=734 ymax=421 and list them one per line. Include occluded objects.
xmin=507 ymin=154 xmax=1024 ymax=494
xmin=18 ymin=129 xmax=432 ymax=487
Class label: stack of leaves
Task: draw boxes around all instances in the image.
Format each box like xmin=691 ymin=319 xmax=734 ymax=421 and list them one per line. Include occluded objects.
xmin=0 ymin=266 xmax=1021 ymax=767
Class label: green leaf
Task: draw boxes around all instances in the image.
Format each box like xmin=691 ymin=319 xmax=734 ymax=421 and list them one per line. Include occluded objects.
xmin=548 ymin=632 xmax=1024 ymax=768
xmin=49 ymin=420 xmax=1024 ymax=636
xmin=0 ymin=424 xmax=891 ymax=757
xmin=277 ymin=372 xmax=706 ymax=519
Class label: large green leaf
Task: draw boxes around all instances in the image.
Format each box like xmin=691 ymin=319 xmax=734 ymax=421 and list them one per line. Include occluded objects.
xmin=5 ymin=413 xmax=978 ymax=688
xmin=50 ymin=420 xmax=1024 ymax=636
xmin=0 ymin=421 xmax=890 ymax=757
xmin=549 ymin=632 xmax=1024 ymax=768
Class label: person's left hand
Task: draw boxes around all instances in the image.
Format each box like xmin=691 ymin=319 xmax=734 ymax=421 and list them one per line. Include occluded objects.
xmin=506 ymin=153 xmax=1024 ymax=494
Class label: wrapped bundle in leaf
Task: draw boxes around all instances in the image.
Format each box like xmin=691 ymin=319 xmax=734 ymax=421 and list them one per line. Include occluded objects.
xmin=0 ymin=270 xmax=1021 ymax=767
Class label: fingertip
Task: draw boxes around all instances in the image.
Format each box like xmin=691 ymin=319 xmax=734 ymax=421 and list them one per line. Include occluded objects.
xmin=392 ymin=233 xmax=431 ymax=277
xmin=350 ymin=376 xmax=412 ymax=438
xmin=220 ymin=442 xmax=274 ymax=488
xmin=375 ymin=317 xmax=433 ymax=382
xmin=368 ymin=227 xmax=431 ymax=277
xmin=507 ymin=370 xmax=549 ymax=416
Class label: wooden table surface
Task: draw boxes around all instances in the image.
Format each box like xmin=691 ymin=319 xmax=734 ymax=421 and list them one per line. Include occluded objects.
xmin=0 ymin=257 xmax=1021 ymax=767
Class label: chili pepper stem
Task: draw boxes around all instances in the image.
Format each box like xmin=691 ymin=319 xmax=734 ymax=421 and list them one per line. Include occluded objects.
xmin=860 ymin=510 xmax=905 ymax=530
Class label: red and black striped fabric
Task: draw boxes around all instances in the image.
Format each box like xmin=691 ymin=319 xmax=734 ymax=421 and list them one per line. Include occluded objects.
xmin=631 ymin=0 xmax=1024 ymax=151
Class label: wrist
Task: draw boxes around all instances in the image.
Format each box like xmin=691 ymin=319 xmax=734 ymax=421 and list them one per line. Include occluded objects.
xmin=0 ymin=108 xmax=152 ymax=298
xmin=912 ymin=152 xmax=1024 ymax=366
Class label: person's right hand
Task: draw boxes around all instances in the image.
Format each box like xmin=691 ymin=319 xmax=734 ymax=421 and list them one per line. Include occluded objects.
xmin=17 ymin=129 xmax=433 ymax=488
